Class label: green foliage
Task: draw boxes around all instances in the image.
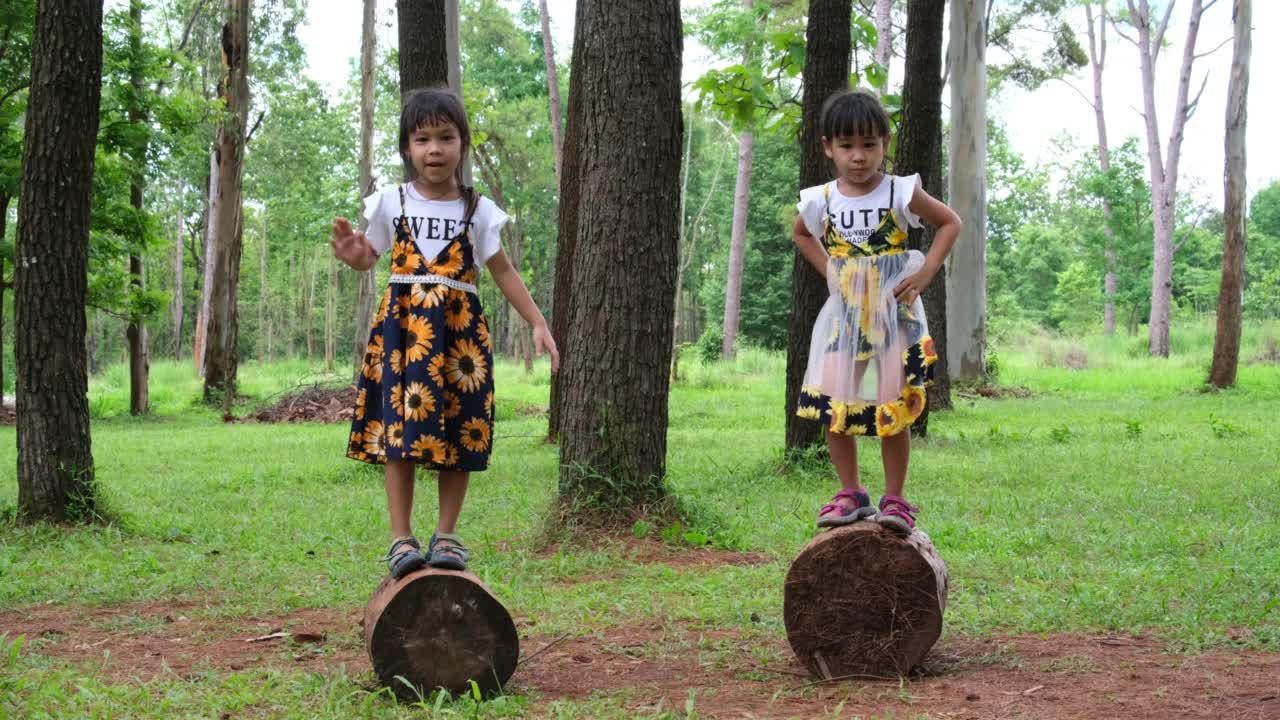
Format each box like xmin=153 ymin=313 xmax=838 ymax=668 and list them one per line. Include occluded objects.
xmin=987 ymin=0 xmax=1088 ymax=92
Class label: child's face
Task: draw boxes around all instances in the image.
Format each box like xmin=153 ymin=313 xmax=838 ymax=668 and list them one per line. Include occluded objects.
xmin=405 ymin=120 xmax=463 ymax=188
xmin=822 ymin=133 xmax=888 ymax=187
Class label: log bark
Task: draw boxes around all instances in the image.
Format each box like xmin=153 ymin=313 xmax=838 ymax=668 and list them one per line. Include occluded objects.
xmin=785 ymin=0 xmax=851 ymax=455
xmin=363 ymin=568 xmax=519 ymax=699
xmin=785 ymin=523 xmax=948 ymax=678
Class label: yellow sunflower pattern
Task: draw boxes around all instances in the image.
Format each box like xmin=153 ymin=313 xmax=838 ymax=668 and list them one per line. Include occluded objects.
xmin=347 ymin=185 xmax=498 ymax=472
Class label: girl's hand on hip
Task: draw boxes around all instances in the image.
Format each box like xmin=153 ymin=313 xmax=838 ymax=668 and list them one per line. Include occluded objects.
xmin=533 ymin=322 xmax=561 ymax=373
xmin=893 ymin=269 xmax=931 ymax=306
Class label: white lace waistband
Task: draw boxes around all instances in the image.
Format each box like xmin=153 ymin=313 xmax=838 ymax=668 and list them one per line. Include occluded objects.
xmin=388 ymin=274 xmax=477 ymax=294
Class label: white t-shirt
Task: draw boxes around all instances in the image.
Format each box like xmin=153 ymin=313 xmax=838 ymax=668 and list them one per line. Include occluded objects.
xmin=796 ymin=174 xmax=922 ymax=247
xmin=362 ymin=184 xmax=510 ymax=269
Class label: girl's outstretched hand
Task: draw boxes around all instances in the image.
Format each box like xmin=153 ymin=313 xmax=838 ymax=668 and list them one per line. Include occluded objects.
xmin=533 ymin=321 xmax=560 ymax=373
xmin=331 ymin=217 xmax=374 ymax=270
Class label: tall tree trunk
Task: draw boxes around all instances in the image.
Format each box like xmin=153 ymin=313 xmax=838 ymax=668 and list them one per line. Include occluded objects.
xmin=204 ymin=0 xmax=250 ymax=404
xmin=536 ymin=0 xmax=564 ymax=185
xmin=126 ymin=0 xmax=149 ymax=415
xmin=895 ymin=0 xmax=949 ymax=433
xmin=15 ymin=0 xmax=103 ymax=523
xmin=257 ymin=211 xmax=267 ymax=357
xmin=1126 ymin=0 xmax=1212 ymax=357
xmin=873 ymin=0 xmax=893 ymax=94
xmin=325 ymin=258 xmax=337 ymax=371
xmin=547 ymin=0 xmax=589 ymax=443
xmin=557 ymin=0 xmax=682 ymax=513
xmin=397 ymin=0 xmax=448 ymax=92
xmin=720 ymin=0 xmax=757 ymax=361
xmin=172 ymin=182 xmax=186 ymax=358
xmin=352 ymin=0 xmax=378 ymax=383
xmin=785 ymin=0 xmax=851 ymax=454
xmin=1084 ymin=1 xmax=1119 ymax=335
xmin=0 ymin=194 xmax=9 ymax=401
xmin=946 ymin=0 xmax=986 ymax=381
xmin=305 ymin=248 xmax=316 ymax=361
xmin=196 ymin=150 xmax=218 ymax=374
xmin=1209 ymin=0 xmax=1250 ymax=388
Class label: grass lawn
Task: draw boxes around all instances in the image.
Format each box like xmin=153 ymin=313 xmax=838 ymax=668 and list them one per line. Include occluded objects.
xmin=2 ymin=323 xmax=1278 ymax=718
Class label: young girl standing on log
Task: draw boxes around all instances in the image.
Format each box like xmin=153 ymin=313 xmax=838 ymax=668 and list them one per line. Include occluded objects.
xmin=331 ymin=87 xmax=559 ymax=577
xmin=793 ymin=90 xmax=960 ymax=534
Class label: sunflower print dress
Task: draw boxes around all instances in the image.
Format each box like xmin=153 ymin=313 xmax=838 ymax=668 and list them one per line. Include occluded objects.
xmin=796 ymin=178 xmax=938 ymax=437
xmin=347 ymin=186 xmax=496 ymax=471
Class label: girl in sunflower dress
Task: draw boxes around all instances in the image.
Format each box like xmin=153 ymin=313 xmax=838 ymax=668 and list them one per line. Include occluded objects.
xmin=793 ymin=90 xmax=960 ymax=535
xmin=331 ymin=88 xmax=559 ymax=578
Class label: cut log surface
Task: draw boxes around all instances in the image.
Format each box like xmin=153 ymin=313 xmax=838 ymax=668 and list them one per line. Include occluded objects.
xmin=784 ymin=522 xmax=949 ymax=679
xmin=363 ymin=568 xmax=519 ymax=699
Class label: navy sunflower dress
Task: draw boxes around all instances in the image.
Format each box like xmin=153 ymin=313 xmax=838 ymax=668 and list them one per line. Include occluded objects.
xmin=347 ymin=186 xmax=496 ymax=471
xmin=796 ymin=178 xmax=938 ymax=437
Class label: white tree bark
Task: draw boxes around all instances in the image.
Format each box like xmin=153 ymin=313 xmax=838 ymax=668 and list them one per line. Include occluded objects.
xmin=946 ymin=0 xmax=987 ymax=380
xmin=1209 ymin=0 xmax=1250 ymax=388
xmin=351 ymin=0 xmax=378 ymax=382
xmin=1125 ymin=0 xmax=1212 ymax=357
xmin=873 ymin=0 xmax=893 ymax=95
xmin=721 ymin=0 xmax=756 ymax=361
xmin=1085 ymin=1 xmax=1119 ymax=335
xmin=171 ymin=182 xmax=185 ymax=358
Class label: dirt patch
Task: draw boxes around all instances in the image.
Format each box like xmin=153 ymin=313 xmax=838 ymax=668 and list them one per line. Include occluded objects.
xmin=537 ymin=535 xmax=773 ymax=571
xmin=5 ymin=602 xmax=1279 ymax=719
xmin=958 ymin=384 xmax=1034 ymax=400
xmin=234 ymin=384 xmax=356 ymax=424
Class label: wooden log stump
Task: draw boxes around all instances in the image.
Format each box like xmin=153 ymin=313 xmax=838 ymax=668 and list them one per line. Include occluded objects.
xmin=784 ymin=522 xmax=948 ymax=679
xmin=363 ymin=568 xmax=519 ymax=700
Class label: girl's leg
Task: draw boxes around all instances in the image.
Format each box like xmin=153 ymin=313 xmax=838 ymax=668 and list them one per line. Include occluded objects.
xmin=827 ymin=429 xmax=863 ymax=494
xmin=880 ymin=430 xmax=909 ymax=498
xmin=385 ymin=459 xmax=417 ymax=539
xmin=436 ymin=470 xmax=470 ymax=534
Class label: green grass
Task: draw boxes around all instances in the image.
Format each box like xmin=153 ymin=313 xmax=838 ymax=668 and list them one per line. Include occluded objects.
xmin=2 ymin=320 xmax=1279 ymax=718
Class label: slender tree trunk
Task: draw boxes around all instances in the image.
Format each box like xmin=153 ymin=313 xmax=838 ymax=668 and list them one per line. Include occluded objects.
xmin=721 ymin=0 xmax=757 ymax=361
xmin=204 ymin=0 xmax=250 ymax=403
xmin=126 ymin=0 xmax=149 ymax=415
xmin=536 ymin=0 xmax=564 ymax=185
xmin=196 ymin=150 xmax=218 ymax=374
xmin=673 ymin=106 xmax=694 ymax=382
xmin=0 ymin=194 xmax=9 ymax=400
xmin=257 ymin=211 xmax=267 ymax=357
xmin=1126 ymin=0 xmax=1211 ymax=357
xmin=895 ymin=0 xmax=949 ymax=433
xmin=873 ymin=0 xmax=893 ymax=95
xmin=16 ymin=0 xmax=103 ymax=522
xmin=326 ymin=257 xmax=337 ymax=372
xmin=557 ymin=0 xmax=682 ymax=513
xmin=946 ymin=0 xmax=986 ymax=381
xmin=1085 ymin=2 xmax=1119 ymax=335
xmin=172 ymin=182 xmax=186 ymax=358
xmin=785 ymin=0 xmax=851 ymax=454
xmin=306 ymin=248 xmax=317 ymax=361
xmin=352 ymin=0 xmax=378 ymax=383
xmin=547 ymin=0 xmax=589 ymax=443
xmin=1209 ymin=0 xmax=1250 ymax=388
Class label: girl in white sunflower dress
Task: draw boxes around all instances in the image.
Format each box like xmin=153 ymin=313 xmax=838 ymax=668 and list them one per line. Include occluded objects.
xmin=331 ymin=88 xmax=559 ymax=578
xmin=792 ymin=90 xmax=960 ymax=535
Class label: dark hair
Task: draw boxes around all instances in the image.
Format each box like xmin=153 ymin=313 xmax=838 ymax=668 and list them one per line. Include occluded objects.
xmin=820 ymin=90 xmax=891 ymax=141
xmin=398 ymin=86 xmax=474 ymax=200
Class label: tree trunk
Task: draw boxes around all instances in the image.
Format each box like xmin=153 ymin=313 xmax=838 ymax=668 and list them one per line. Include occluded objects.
xmin=0 ymin=194 xmax=9 ymax=400
xmin=784 ymin=523 xmax=948 ymax=678
xmin=126 ymin=0 xmax=149 ymax=416
xmin=536 ymin=0 xmax=564 ymax=185
xmin=172 ymin=182 xmax=186 ymax=358
xmin=15 ymin=0 xmax=103 ymax=523
xmin=352 ymin=0 xmax=378 ymax=383
xmin=945 ymin=0 xmax=986 ymax=381
xmin=204 ymin=0 xmax=250 ymax=403
xmin=196 ymin=150 xmax=218 ymax=374
xmin=895 ymin=0 xmax=949 ymax=431
xmin=397 ymin=0 xmax=448 ymax=93
xmin=785 ymin=0 xmax=851 ymax=454
xmin=547 ymin=0 xmax=589 ymax=443
xmin=557 ymin=0 xmax=682 ymax=513
xmin=873 ymin=0 xmax=893 ymax=93
xmin=1127 ymin=0 xmax=1211 ymax=357
xmin=1085 ymin=2 xmax=1119 ymax=335
xmin=1209 ymin=0 xmax=1250 ymax=389
xmin=363 ymin=569 xmax=519 ymax=700
xmin=257 ymin=211 xmax=267 ymax=358
xmin=306 ymin=248 xmax=317 ymax=361
xmin=721 ymin=0 xmax=757 ymax=361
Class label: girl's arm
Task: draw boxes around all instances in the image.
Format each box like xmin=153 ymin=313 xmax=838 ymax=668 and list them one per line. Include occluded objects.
xmin=485 ymin=249 xmax=560 ymax=372
xmin=792 ymin=215 xmax=829 ymax=275
xmin=331 ymin=217 xmax=378 ymax=271
xmin=892 ymin=187 xmax=962 ymax=303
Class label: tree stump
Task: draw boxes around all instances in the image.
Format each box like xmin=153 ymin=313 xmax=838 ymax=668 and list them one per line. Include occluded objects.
xmin=784 ymin=522 xmax=948 ymax=679
xmin=363 ymin=568 xmax=519 ymax=700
